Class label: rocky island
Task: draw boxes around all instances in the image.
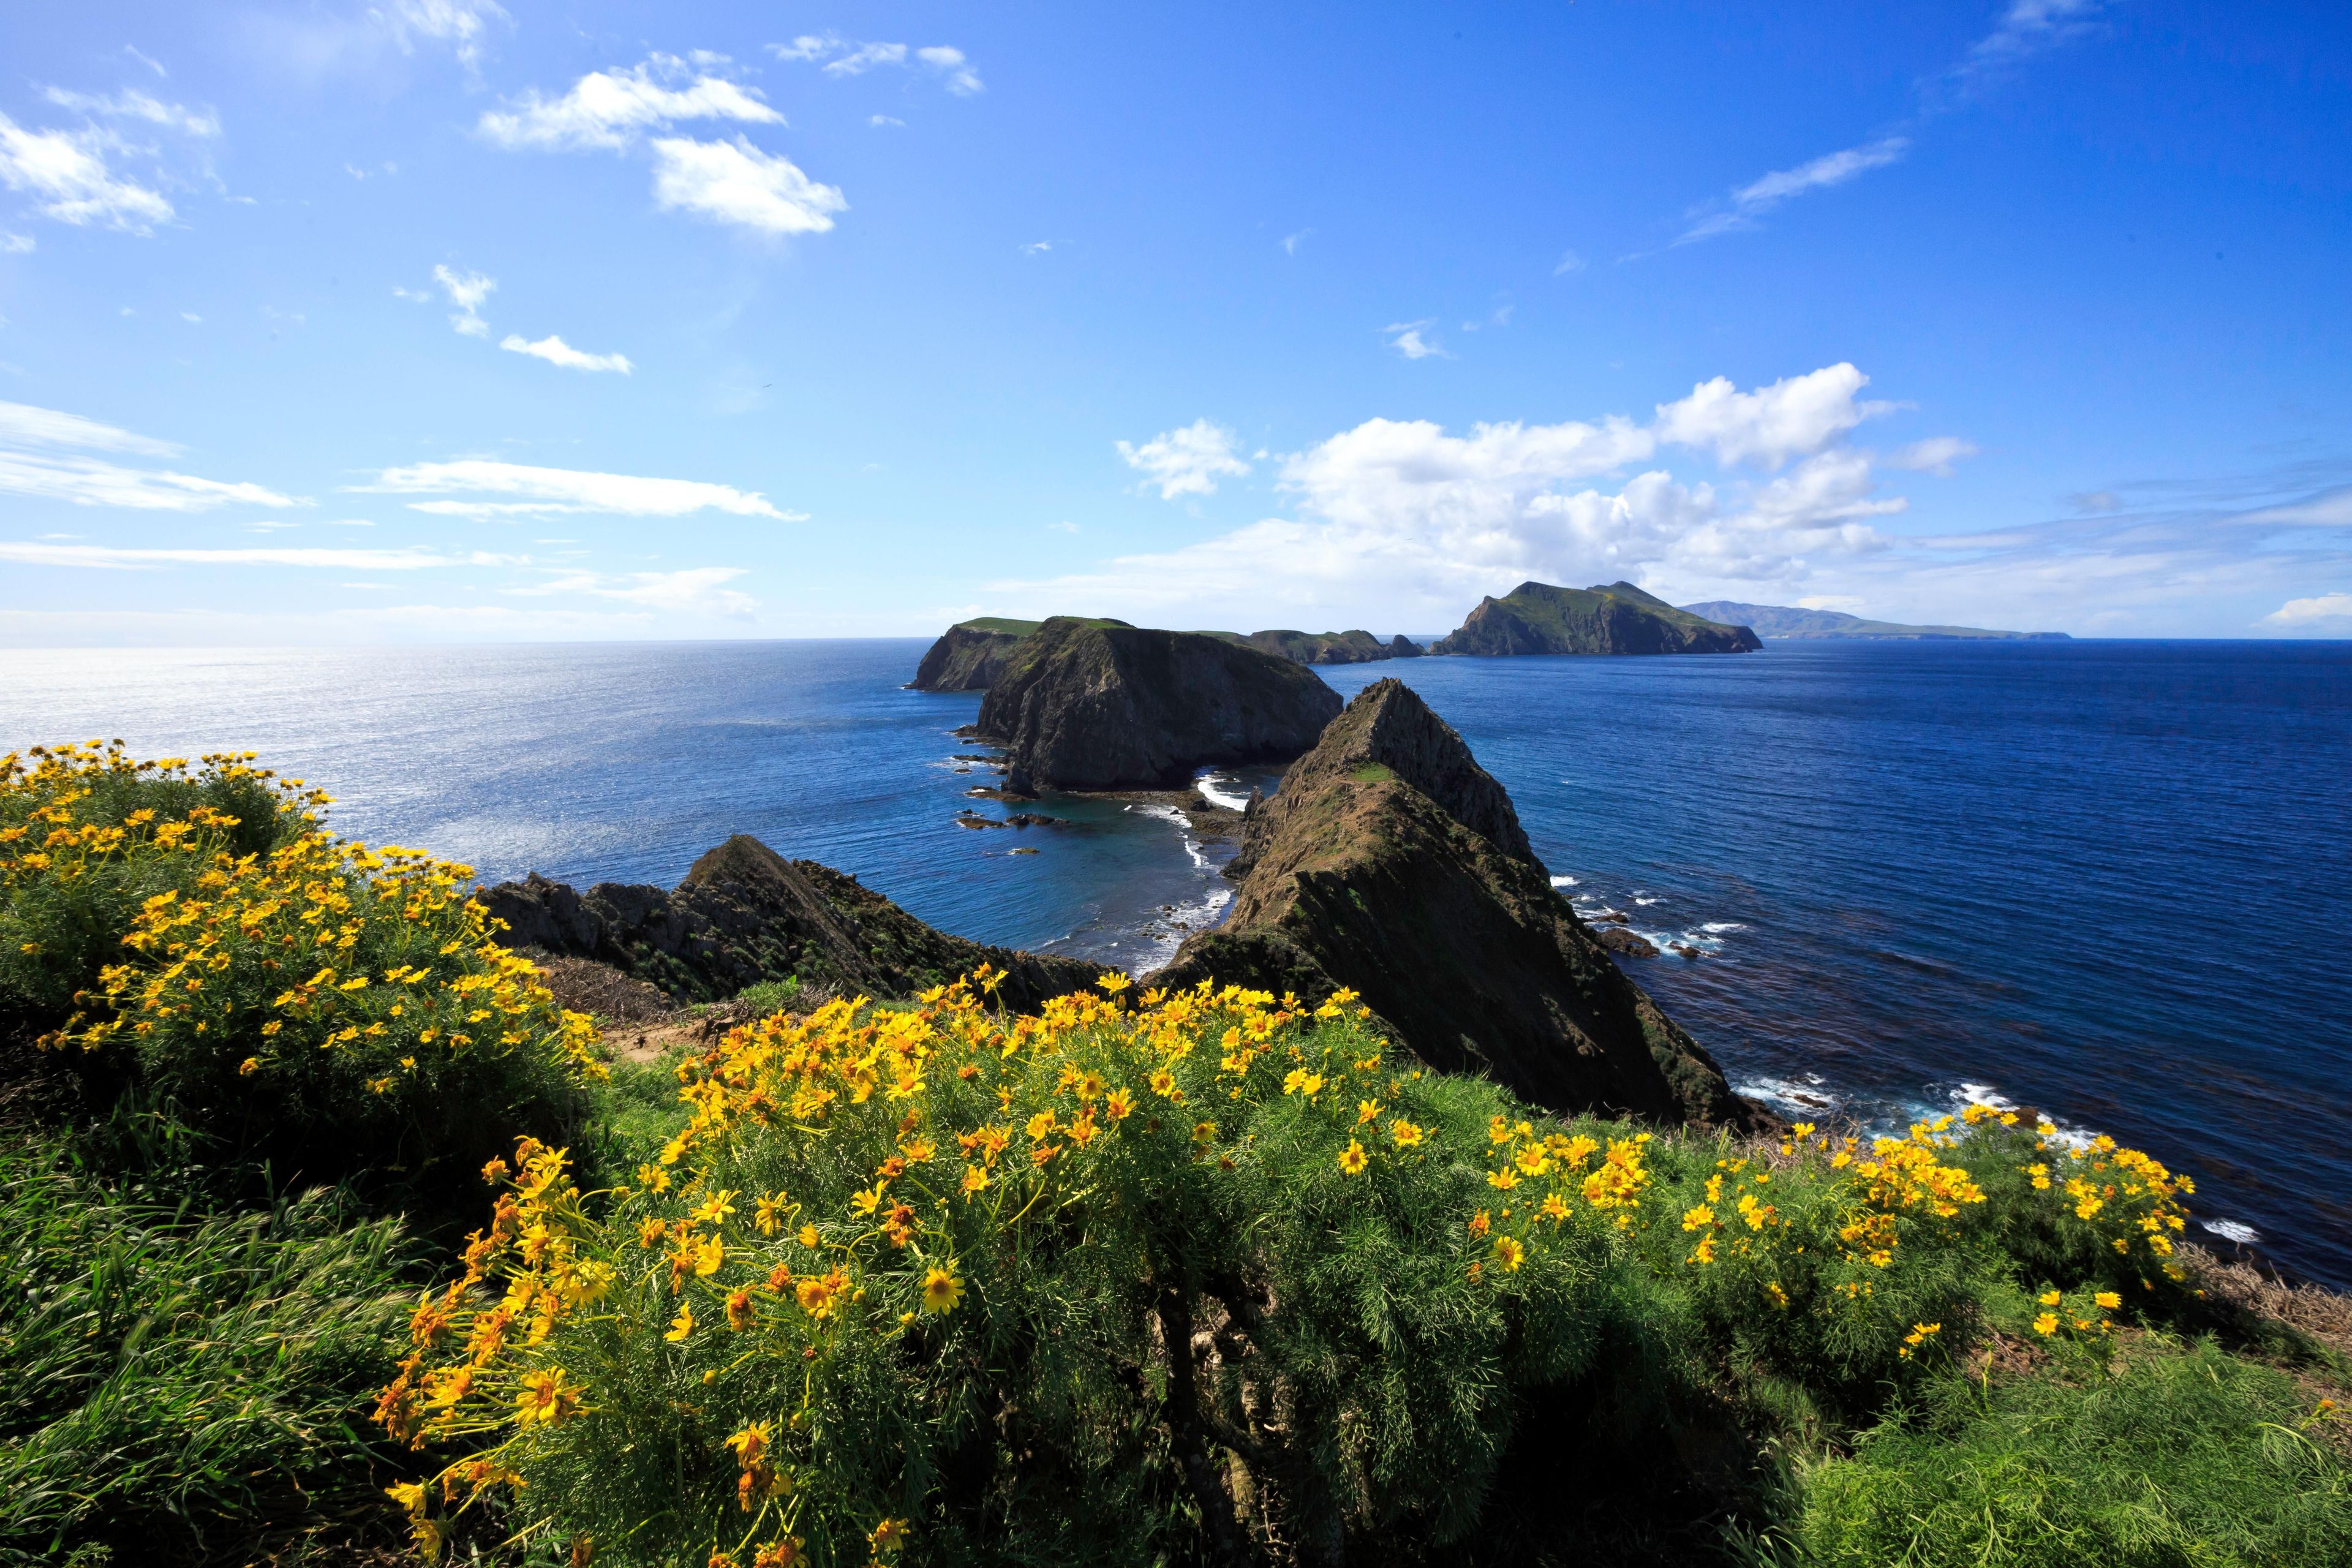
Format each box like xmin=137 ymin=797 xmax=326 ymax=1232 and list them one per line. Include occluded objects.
xmin=1231 ymin=628 xmax=1425 ymax=665
xmin=974 ymin=616 xmax=1343 ymax=793
xmin=1434 ymin=580 xmax=1762 ymax=655
xmin=1678 ymin=600 xmax=2072 ymax=640
xmin=1156 ymin=678 xmax=1759 ymax=1127
xmin=911 ymin=616 xmax=1422 ymax=690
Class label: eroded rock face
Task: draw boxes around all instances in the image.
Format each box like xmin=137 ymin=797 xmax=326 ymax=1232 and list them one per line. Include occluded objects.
xmin=1154 ymin=681 xmax=1758 ymax=1128
xmin=1240 ymin=629 xmax=1423 ymax=666
xmin=976 ymin=619 xmax=1343 ymax=793
xmin=1433 ymin=581 xmax=1762 ymax=657
xmin=483 ymin=834 xmax=1098 ymax=1009
xmin=909 ymin=625 xmax=1028 ymax=692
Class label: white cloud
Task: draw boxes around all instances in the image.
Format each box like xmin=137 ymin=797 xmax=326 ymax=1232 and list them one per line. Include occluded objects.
xmin=478 ymin=56 xmax=782 ymax=152
xmin=431 ymin=263 xmax=494 ymax=336
xmin=126 ymin=46 xmax=168 ymax=78
xmin=2265 ymin=592 xmax=2352 ymax=625
xmin=1679 ymin=137 xmax=1909 ymax=244
xmin=649 ymin=136 xmax=845 ymax=236
xmin=1885 ymin=436 xmax=1979 ymax=475
xmin=0 ymin=453 xmax=303 ymax=510
xmin=0 ymin=399 xmax=181 ymax=456
xmin=2239 ymin=487 xmax=2352 ymax=527
xmin=499 ymin=333 xmax=633 ymax=374
xmin=1950 ymin=0 xmax=2110 ymax=94
xmin=0 ymin=109 xmax=175 ymax=232
xmin=40 ymin=88 xmax=220 ymax=140
xmin=1282 ymin=228 xmax=1311 ymax=255
xmin=356 ymin=458 xmax=801 ymax=519
xmin=771 ymin=36 xmax=983 ymax=94
xmin=1553 ymin=249 xmax=1585 ymax=275
xmin=1651 ymin=363 xmax=1890 ymax=469
xmin=1020 ymin=239 xmax=1052 ymax=255
xmin=1383 ymin=320 xmax=1449 ymax=360
xmin=381 ymin=0 xmax=510 ymax=69
xmin=871 ymin=114 xmax=906 ymax=128
xmin=1117 ymin=420 xmax=1251 ymax=499
xmin=509 ymin=565 xmax=756 ymax=617
xmin=1 ymin=232 xmax=32 ymax=252
xmin=0 ymin=542 xmax=508 ymax=570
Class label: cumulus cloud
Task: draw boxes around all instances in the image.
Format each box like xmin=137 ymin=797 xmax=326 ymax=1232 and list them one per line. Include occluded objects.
xmin=1117 ymin=420 xmax=1251 ymax=499
xmin=771 ymin=35 xmax=984 ymax=94
xmin=0 ymin=399 xmax=300 ymax=510
xmin=508 ymin=565 xmax=756 ymax=617
xmin=0 ymin=109 xmax=175 ymax=231
xmin=2264 ymin=592 xmax=2352 ymax=626
xmin=997 ymin=364 xmax=1913 ymax=626
xmin=499 ymin=332 xmax=632 ymax=374
xmin=478 ymin=56 xmax=783 ymax=152
xmin=649 ymin=135 xmax=845 ymax=236
xmin=355 ymin=458 xmax=802 ymax=520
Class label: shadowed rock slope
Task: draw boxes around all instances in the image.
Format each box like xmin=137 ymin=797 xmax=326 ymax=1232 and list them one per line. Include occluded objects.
xmin=908 ymin=616 xmax=1135 ymax=692
xmin=1238 ymin=628 xmax=1426 ymax=666
xmin=978 ymin=617 xmax=1343 ymax=793
xmin=483 ymin=834 xmax=1098 ymax=1010
xmin=1155 ymin=679 xmax=1757 ymax=1126
xmin=1435 ymin=581 xmax=1762 ymax=656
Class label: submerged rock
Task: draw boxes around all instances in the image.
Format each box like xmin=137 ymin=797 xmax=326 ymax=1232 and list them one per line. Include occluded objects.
xmin=1596 ymin=927 xmax=1660 ymax=958
xmin=1153 ymin=679 xmax=1758 ymax=1128
xmin=483 ymin=834 xmax=1098 ymax=1009
xmin=1433 ymin=581 xmax=1762 ymax=656
xmin=976 ymin=617 xmax=1342 ymax=793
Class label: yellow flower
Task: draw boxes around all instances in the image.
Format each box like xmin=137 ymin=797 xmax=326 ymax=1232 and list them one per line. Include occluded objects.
xmin=797 ymin=1224 xmax=821 ymax=1250
xmin=666 ymin=1305 xmax=696 ymax=1341
xmin=1491 ymin=1235 xmax=1526 ymax=1272
xmin=238 ymin=1057 xmax=262 ymax=1076
xmin=921 ymin=1265 xmax=965 ymax=1314
xmin=870 ymin=1517 xmax=910 ymax=1555
xmin=1337 ymin=1139 xmax=1368 ymax=1175
xmin=1357 ymin=1099 xmax=1381 ymax=1124
xmin=2094 ymin=1290 xmax=2122 ymax=1310
xmin=726 ymin=1421 xmax=772 ymax=1466
xmin=1389 ymin=1118 xmax=1425 ymax=1148
xmin=386 ymin=1480 xmax=428 ymax=1517
xmin=1681 ymin=1204 xmax=1716 ymax=1232
xmin=726 ymin=1289 xmax=756 ymax=1331
xmin=2033 ymin=1312 xmax=2060 ymax=1336
xmin=514 ymin=1367 xmax=582 ymax=1427
xmin=959 ymin=1164 xmax=990 ymax=1200
xmin=2039 ymin=1289 xmax=2062 ymax=1307
xmin=1281 ymin=1068 xmax=1324 ymax=1098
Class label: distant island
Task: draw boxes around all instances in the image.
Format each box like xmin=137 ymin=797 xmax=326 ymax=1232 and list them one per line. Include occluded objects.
xmin=909 ymin=616 xmax=1422 ymax=692
xmin=1679 ymin=600 xmax=2070 ymax=641
xmin=1433 ymin=581 xmax=1761 ymax=656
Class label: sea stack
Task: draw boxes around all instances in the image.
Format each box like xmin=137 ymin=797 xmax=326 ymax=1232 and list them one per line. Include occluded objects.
xmin=976 ymin=617 xmax=1343 ymax=793
xmin=1434 ymin=581 xmax=1761 ymax=656
xmin=1153 ymin=678 xmax=1758 ymax=1127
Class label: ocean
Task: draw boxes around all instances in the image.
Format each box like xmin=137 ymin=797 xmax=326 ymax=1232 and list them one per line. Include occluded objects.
xmin=5 ymin=638 xmax=2347 ymax=1287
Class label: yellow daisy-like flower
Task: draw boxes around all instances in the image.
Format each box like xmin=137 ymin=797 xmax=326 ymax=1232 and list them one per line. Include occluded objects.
xmin=2094 ymin=1290 xmax=2122 ymax=1310
xmin=1491 ymin=1235 xmax=1526 ymax=1272
xmin=921 ymin=1266 xmax=965 ymax=1314
xmin=1389 ymin=1118 xmax=1425 ymax=1148
xmin=2038 ymin=1289 xmax=2062 ymax=1307
xmin=1337 ymin=1139 xmax=1368 ymax=1175
xmin=958 ymin=1164 xmax=990 ymax=1200
xmin=2033 ymin=1311 xmax=2060 ymax=1336
xmin=870 ymin=1517 xmax=910 ymax=1554
xmin=666 ymin=1304 xmax=696 ymax=1341
xmin=514 ymin=1367 xmax=582 ymax=1427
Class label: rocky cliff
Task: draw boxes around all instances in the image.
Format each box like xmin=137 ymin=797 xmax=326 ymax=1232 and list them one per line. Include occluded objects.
xmin=1434 ymin=581 xmax=1762 ymax=656
xmin=1153 ymin=679 xmax=1757 ymax=1127
xmin=483 ymin=834 xmax=1098 ymax=1009
xmin=976 ymin=617 xmax=1343 ymax=793
xmin=1240 ymin=628 xmax=1427 ymax=666
xmin=908 ymin=616 xmax=1135 ymax=692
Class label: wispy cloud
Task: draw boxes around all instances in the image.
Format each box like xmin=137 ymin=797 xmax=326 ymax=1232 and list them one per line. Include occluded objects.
xmin=355 ymin=458 xmax=802 ymax=520
xmin=771 ymin=35 xmax=984 ymax=95
xmin=1678 ymin=137 xmax=1909 ymax=244
xmin=499 ymin=333 xmax=632 ymax=374
xmin=478 ymin=55 xmax=782 ymax=152
xmin=507 ymin=565 xmax=756 ymax=616
xmin=1117 ymin=420 xmax=1251 ymax=499
xmin=1382 ymin=320 xmax=1450 ymax=360
xmin=1552 ymin=249 xmax=1586 ymax=275
xmin=0 ymin=398 xmax=300 ymax=510
xmin=420 ymin=263 xmax=494 ymax=336
xmin=0 ymin=108 xmax=175 ymax=232
xmin=0 ymin=542 xmax=510 ymax=570
xmin=0 ymin=399 xmax=181 ymax=457
xmin=380 ymin=0 xmax=510 ymax=72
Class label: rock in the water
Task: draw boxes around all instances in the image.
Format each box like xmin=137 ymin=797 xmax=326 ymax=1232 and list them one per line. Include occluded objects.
xmin=976 ymin=617 xmax=1343 ymax=793
xmin=1152 ymin=680 xmax=1757 ymax=1128
xmin=1595 ymin=927 xmax=1660 ymax=958
xmin=482 ymin=834 xmax=1098 ymax=1009
xmin=1433 ymin=581 xmax=1762 ymax=656
xmin=1387 ymin=634 xmax=1425 ymax=659
xmin=1240 ymin=628 xmax=1423 ymax=666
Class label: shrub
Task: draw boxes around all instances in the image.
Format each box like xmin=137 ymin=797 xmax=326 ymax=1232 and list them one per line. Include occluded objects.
xmin=5 ymin=742 xmax=603 ymax=1195
xmin=1792 ymin=1340 xmax=2352 ymax=1567
xmin=0 ymin=1136 xmax=420 ymax=1567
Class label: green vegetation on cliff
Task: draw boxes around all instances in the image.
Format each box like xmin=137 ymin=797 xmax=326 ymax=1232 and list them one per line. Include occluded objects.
xmin=1436 ymin=581 xmax=1763 ymax=656
xmin=2 ymin=741 xmax=2345 ymax=1568
xmin=1678 ymin=601 xmax=2071 ymax=641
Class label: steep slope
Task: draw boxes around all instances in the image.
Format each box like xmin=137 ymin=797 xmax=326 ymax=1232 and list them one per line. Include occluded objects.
xmin=483 ymin=834 xmax=1098 ymax=1009
xmin=976 ymin=617 xmax=1343 ymax=792
xmin=908 ymin=616 xmax=1134 ymax=692
xmin=1240 ymin=629 xmax=1427 ymax=666
xmin=1434 ymin=582 xmax=1761 ymax=655
xmin=1155 ymin=680 xmax=1756 ymax=1126
xmin=1678 ymin=600 xmax=2070 ymax=640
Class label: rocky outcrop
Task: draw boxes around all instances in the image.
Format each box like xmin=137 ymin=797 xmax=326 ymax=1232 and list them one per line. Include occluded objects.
xmin=1152 ymin=680 xmax=1757 ymax=1128
xmin=976 ymin=618 xmax=1343 ymax=793
xmin=910 ymin=624 xmax=1029 ymax=691
xmin=1434 ymin=582 xmax=1762 ymax=656
xmin=1240 ymin=629 xmax=1426 ymax=666
xmin=483 ymin=834 xmax=1098 ymax=1009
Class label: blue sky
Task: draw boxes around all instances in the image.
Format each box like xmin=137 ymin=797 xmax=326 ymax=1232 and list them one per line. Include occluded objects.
xmin=1 ymin=0 xmax=2346 ymax=643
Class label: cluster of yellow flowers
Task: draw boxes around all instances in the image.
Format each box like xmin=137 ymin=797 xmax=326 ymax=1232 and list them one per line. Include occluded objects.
xmin=1998 ymin=1102 xmax=2194 ymax=1277
xmin=1 ymin=741 xmax=326 ymax=894
xmin=1469 ymin=1114 xmax=1654 ymax=1278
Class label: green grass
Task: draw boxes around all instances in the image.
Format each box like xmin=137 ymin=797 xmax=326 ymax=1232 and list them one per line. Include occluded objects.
xmin=1787 ymin=1340 xmax=2352 ymax=1567
xmin=0 ymin=1136 xmax=421 ymax=1567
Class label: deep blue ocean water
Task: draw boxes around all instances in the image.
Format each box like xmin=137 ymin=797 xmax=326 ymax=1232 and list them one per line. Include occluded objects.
xmin=6 ymin=638 xmax=2348 ymax=1287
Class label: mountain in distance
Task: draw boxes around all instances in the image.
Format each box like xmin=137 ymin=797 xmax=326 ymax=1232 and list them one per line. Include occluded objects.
xmin=1432 ymin=581 xmax=1762 ymax=656
xmin=1679 ymin=601 xmax=2071 ymax=641
xmin=909 ymin=617 xmax=1420 ymax=690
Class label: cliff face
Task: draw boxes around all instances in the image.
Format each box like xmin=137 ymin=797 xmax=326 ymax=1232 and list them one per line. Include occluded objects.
xmin=1154 ymin=680 xmax=1756 ymax=1128
xmin=1433 ymin=582 xmax=1762 ymax=656
xmin=976 ymin=618 xmax=1343 ymax=793
xmin=1240 ymin=629 xmax=1426 ymax=666
xmin=910 ymin=625 xmax=1028 ymax=691
xmin=483 ymin=834 xmax=1098 ymax=1009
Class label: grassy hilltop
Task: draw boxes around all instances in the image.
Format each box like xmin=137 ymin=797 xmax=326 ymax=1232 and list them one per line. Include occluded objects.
xmin=2 ymin=742 xmax=2346 ymax=1568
